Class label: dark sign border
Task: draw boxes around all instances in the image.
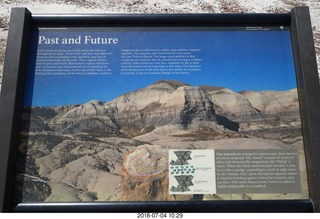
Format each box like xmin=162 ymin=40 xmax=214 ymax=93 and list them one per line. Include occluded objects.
xmin=0 ymin=7 xmax=319 ymax=212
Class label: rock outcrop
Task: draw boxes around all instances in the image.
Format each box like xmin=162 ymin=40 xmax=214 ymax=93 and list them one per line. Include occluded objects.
xmin=16 ymin=80 xmax=304 ymax=202
xmin=17 ymin=136 xmax=146 ymax=202
xmin=121 ymin=145 xmax=170 ymax=201
xmin=26 ymin=80 xmax=243 ymax=137
xmin=207 ymin=88 xmax=262 ymax=120
xmin=21 ymin=80 xmax=300 ymax=141
xmin=240 ymin=89 xmax=299 ymax=117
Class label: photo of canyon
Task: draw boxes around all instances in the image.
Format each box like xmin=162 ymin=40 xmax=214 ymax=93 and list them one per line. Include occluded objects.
xmin=14 ymin=79 xmax=309 ymax=203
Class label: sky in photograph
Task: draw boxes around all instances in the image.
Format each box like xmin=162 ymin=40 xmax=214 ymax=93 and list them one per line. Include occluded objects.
xmin=24 ymin=27 xmax=297 ymax=106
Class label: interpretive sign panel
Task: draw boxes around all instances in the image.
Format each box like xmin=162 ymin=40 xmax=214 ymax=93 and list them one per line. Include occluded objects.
xmin=0 ymin=7 xmax=319 ymax=212
xmin=17 ymin=25 xmax=309 ymax=203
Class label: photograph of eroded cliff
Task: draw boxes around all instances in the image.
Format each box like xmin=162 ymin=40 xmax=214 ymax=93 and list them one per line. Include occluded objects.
xmin=13 ymin=26 xmax=310 ymax=203
xmin=15 ymin=79 xmax=308 ymax=202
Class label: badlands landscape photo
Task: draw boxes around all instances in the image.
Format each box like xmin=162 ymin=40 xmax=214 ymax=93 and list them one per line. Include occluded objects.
xmin=14 ymin=80 xmax=308 ymax=202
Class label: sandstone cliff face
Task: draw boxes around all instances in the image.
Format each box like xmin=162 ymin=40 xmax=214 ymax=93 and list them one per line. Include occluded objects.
xmin=34 ymin=80 xmax=241 ymax=137
xmin=240 ymin=89 xmax=299 ymax=117
xmin=22 ymin=80 xmax=300 ymax=140
xmin=209 ymin=89 xmax=261 ymax=120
